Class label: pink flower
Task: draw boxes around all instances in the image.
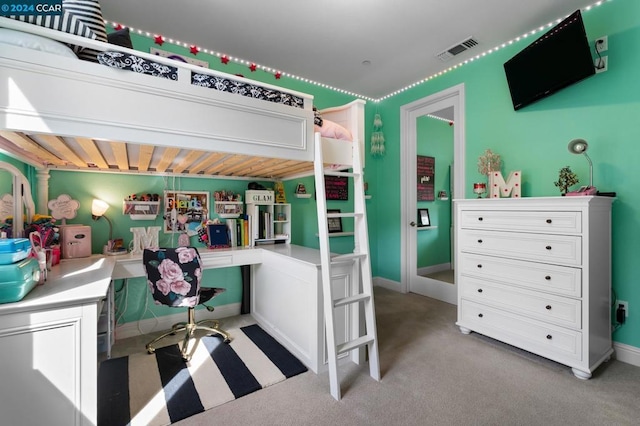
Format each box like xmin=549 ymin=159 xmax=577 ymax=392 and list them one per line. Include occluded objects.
xmin=171 ymin=279 xmax=192 ymax=296
xmin=194 ymin=267 xmax=202 ymax=283
xmin=158 ymin=259 xmax=184 ymax=282
xmin=147 ymin=279 xmax=155 ymax=294
xmin=155 ymin=278 xmax=171 ymax=295
xmin=176 ymin=247 xmax=197 ymax=263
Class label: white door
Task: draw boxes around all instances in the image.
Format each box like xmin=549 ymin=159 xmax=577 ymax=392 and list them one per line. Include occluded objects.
xmin=400 ymin=84 xmax=465 ymax=305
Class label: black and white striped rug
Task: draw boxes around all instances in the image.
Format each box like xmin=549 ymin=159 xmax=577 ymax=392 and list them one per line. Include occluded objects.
xmin=98 ymin=324 xmax=308 ymax=426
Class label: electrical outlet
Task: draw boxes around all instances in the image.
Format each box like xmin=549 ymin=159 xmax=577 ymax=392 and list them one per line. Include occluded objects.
xmin=596 ymin=36 xmax=608 ymax=53
xmin=618 ymin=300 xmax=629 ymax=318
xmin=595 ymin=56 xmax=608 ymax=73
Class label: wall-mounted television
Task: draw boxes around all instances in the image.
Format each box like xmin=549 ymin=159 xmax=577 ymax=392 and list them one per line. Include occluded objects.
xmin=504 ymin=10 xmax=595 ymax=111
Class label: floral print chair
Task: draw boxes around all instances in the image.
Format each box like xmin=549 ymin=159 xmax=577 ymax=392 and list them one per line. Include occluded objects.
xmin=143 ymin=247 xmax=231 ymax=361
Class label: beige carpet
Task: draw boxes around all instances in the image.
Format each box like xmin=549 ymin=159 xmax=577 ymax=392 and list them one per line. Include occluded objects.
xmin=111 ymin=287 xmax=640 ymax=426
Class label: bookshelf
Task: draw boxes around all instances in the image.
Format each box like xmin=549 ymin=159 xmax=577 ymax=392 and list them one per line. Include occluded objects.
xmin=245 ymin=190 xmax=291 ymax=245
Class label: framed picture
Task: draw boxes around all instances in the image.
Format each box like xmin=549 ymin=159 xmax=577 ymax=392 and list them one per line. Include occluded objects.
xmin=417 ymin=155 xmax=435 ymax=201
xmin=325 ymin=175 xmax=349 ymax=200
xmin=418 ymin=208 xmax=430 ymax=227
xmin=163 ymin=190 xmax=209 ymax=235
xmin=327 ymin=209 xmax=343 ymax=233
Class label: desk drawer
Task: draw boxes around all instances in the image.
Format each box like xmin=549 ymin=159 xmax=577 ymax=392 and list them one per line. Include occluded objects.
xmin=458 ymin=253 xmax=581 ymax=297
xmin=459 ymin=230 xmax=582 ymax=266
xmin=460 ymin=277 xmax=582 ymax=329
xmin=200 ymin=255 xmax=234 ymax=269
xmin=459 ymin=300 xmax=582 ymax=364
xmin=460 ymin=210 xmax=581 ymax=234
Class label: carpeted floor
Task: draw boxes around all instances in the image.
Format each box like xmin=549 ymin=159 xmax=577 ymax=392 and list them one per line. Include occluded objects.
xmin=108 ymin=287 xmax=640 ymax=425
xmin=98 ymin=324 xmax=307 ymax=426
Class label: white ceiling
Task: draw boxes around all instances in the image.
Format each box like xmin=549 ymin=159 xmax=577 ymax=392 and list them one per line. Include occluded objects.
xmin=100 ymin=0 xmax=598 ymax=100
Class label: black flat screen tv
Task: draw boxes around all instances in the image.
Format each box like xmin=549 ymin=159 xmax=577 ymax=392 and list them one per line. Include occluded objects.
xmin=504 ymin=10 xmax=595 ymax=110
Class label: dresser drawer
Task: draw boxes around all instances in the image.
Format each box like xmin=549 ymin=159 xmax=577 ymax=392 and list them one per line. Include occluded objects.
xmin=458 ymin=253 xmax=581 ymax=297
xmin=459 ymin=300 xmax=582 ymax=364
xmin=459 ymin=229 xmax=582 ymax=266
xmin=460 ymin=210 xmax=582 ymax=234
xmin=460 ymin=277 xmax=582 ymax=329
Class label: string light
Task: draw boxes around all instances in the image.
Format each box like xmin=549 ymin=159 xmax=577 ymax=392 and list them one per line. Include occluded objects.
xmin=378 ymin=0 xmax=611 ymax=101
xmin=106 ymin=0 xmax=611 ymax=104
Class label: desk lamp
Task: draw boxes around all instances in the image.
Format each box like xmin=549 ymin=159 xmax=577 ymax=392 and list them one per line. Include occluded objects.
xmin=567 ymin=139 xmax=597 ymax=195
xmin=91 ymin=199 xmax=114 ymax=253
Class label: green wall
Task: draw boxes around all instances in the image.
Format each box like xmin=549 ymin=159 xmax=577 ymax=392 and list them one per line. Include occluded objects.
xmin=2 ymin=1 xmax=638 ymax=350
xmin=369 ymin=0 xmax=640 ymax=348
xmin=416 ymin=116 xmax=453 ymax=268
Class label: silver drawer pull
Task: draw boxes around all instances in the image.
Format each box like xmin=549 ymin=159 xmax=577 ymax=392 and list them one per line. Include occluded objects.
xmin=545 ymin=305 xmax=552 ymax=310
xmin=477 ymin=288 xmax=483 ymax=293
xmin=546 ymin=334 xmax=553 ymax=340
xmin=545 ymin=245 xmax=552 ymax=250
xmin=545 ymin=275 xmax=551 ymax=281
xmin=546 ymin=219 xmax=552 ymax=224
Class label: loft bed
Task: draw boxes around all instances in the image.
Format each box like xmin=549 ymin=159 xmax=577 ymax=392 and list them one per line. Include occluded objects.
xmin=0 ymin=17 xmax=365 ymax=196
xmin=0 ymin=15 xmax=374 ymax=407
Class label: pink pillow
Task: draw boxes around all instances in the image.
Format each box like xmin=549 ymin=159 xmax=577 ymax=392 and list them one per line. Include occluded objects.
xmin=315 ymin=119 xmax=353 ymax=141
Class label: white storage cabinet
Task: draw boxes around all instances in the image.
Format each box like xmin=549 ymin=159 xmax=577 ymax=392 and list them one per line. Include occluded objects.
xmin=454 ymin=196 xmax=614 ymax=379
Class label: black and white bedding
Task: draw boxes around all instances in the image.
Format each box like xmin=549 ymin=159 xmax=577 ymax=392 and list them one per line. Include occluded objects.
xmin=191 ymin=72 xmax=304 ymax=108
xmin=97 ymin=51 xmax=178 ymax=80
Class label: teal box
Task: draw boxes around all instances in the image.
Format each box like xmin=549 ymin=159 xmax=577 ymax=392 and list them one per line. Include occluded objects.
xmin=0 ymin=257 xmax=39 ymax=304
xmin=0 ymin=238 xmax=31 ymax=265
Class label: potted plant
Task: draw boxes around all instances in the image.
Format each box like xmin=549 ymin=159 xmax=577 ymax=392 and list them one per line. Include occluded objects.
xmin=554 ymin=166 xmax=579 ymax=195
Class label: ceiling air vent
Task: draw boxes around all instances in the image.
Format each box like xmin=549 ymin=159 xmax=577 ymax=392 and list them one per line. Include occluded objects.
xmin=436 ymin=37 xmax=479 ymax=61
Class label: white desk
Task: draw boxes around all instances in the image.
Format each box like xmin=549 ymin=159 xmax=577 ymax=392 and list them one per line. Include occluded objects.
xmin=0 ymin=245 xmax=359 ymax=425
xmin=0 ymin=256 xmax=116 ymax=426
xmin=112 ymin=244 xmax=361 ymax=374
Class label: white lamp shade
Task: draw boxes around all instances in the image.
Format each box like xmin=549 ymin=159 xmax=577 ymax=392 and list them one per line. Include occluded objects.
xmin=91 ymin=199 xmax=109 ymax=217
xmin=568 ymin=138 xmax=588 ymax=154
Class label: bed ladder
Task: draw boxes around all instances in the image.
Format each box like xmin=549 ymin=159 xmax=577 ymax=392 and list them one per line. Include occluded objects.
xmin=314 ymin=133 xmax=381 ymax=401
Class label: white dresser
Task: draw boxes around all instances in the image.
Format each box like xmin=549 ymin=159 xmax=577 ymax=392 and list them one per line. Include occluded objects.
xmin=454 ymin=196 xmax=614 ymax=379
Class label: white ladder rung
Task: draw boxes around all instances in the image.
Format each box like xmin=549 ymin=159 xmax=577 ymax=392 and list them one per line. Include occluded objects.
xmin=337 ymin=335 xmax=375 ymax=355
xmin=331 ymin=252 xmax=367 ymax=263
xmin=334 ymin=293 xmax=370 ymax=308
xmin=327 ymin=212 xmax=363 ymax=219
xmin=324 ymin=170 xmax=358 ymax=178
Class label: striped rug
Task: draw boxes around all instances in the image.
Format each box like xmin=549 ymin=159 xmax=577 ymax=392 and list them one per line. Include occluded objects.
xmin=98 ymin=324 xmax=308 ymax=426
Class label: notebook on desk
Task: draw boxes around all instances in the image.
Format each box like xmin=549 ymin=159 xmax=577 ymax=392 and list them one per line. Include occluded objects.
xmin=207 ymin=224 xmax=230 ymax=248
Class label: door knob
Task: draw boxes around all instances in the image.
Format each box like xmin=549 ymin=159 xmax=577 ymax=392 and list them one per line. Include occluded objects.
xmin=410 ymin=221 xmax=416 ymax=227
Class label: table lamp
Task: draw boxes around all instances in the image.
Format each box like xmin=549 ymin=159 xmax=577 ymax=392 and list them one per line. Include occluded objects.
xmin=91 ymin=198 xmax=114 ymax=253
xmin=567 ymin=139 xmax=597 ymax=195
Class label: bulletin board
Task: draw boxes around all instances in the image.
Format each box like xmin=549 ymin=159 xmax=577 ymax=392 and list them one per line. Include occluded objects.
xmin=163 ymin=190 xmax=209 ymax=235
xmin=417 ymin=155 xmax=435 ymax=201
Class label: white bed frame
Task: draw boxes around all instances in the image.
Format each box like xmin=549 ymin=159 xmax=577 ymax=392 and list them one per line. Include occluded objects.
xmin=0 ymin=16 xmax=364 ymax=215
xmin=0 ymin=17 xmax=370 ymax=418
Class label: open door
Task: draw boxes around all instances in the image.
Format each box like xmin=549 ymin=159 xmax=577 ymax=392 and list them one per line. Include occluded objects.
xmin=400 ymin=84 xmax=465 ymax=304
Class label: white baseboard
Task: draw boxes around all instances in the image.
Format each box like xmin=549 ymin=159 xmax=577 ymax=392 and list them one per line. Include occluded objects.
xmin=417 ymin=262 xmax=451 ymax=277
xmin=614 ymin=341 xmax=640 ymax=367
xmin=115 ymin=302 xmax=241 ymax=340
xmin=373 ymin=276 xmax=404 ymax=293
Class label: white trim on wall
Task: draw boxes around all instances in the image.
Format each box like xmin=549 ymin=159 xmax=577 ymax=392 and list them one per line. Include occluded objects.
xmin=614 ymin=341 xmax=640 ymax=368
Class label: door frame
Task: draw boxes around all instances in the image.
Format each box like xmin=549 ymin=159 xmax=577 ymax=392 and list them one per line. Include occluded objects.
xmin=399 ymin=84 xmax=466 ymax=301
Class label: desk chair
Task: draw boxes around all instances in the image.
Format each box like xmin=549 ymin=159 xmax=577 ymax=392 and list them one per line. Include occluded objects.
xmin=143 ymin=247 xmax=231 ymax=361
